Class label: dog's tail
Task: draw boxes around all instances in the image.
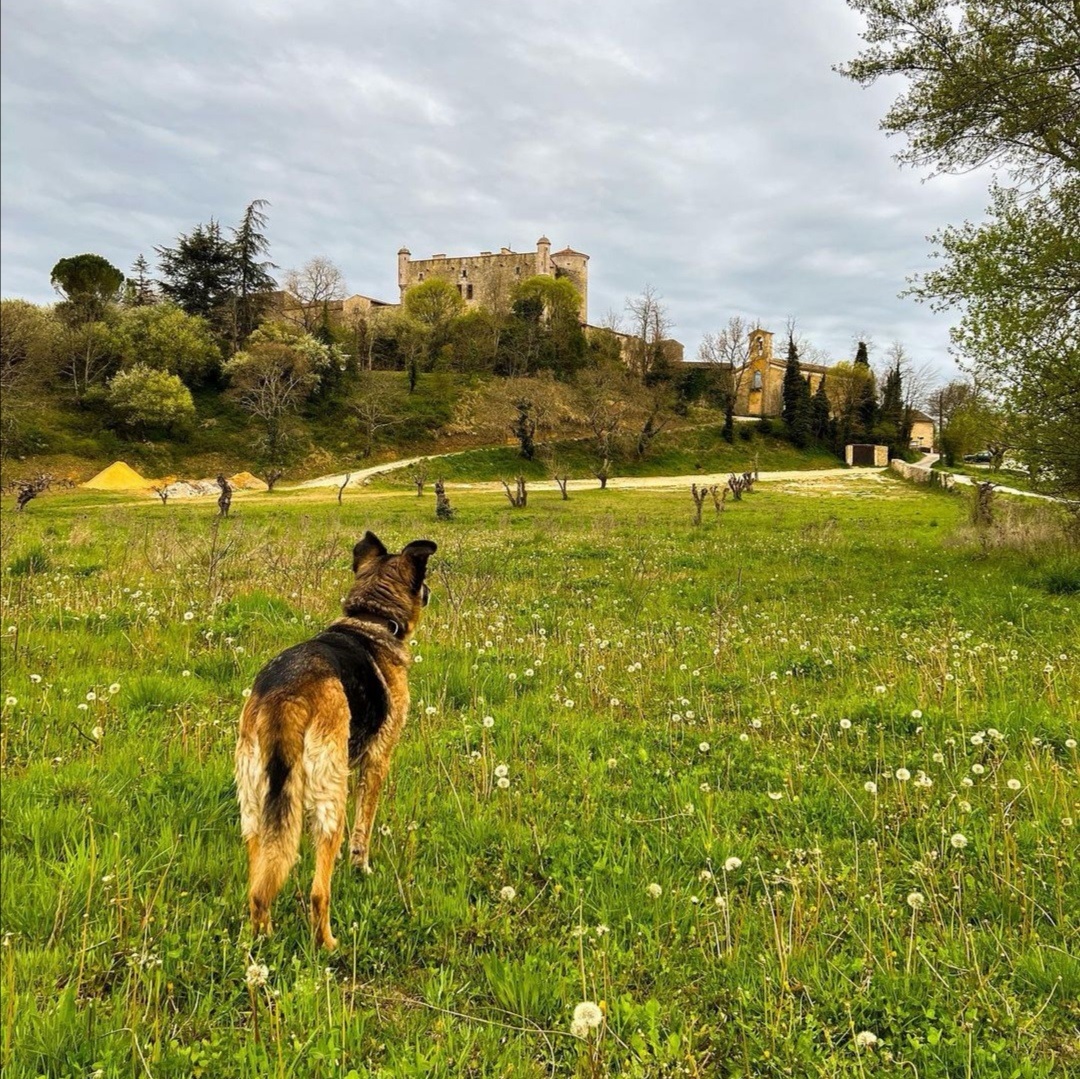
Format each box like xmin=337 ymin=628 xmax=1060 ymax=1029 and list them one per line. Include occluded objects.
xmin=236 ymin=695 xmax=306 ymax=935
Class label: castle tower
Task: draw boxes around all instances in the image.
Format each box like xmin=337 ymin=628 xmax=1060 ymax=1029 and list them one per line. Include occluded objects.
xmin=397 ymin=247 xmax=410 ymax=299
xmin=549 ymin=246 xmax=589 ymax=322
xmin=745 ymin=328 xmax=774 ymax=417
xmin=535 ymin=236 xmax=551 ymax=277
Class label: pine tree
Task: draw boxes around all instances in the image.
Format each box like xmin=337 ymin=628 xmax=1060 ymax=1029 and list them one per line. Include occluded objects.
xmin=127 ymin=254 xmax=157 ymax=306
xmin=781 ymin=334 xmax=803 ymax=427
xmin=854 ymin=340 xmax=870 ymax=368
xmin=156 ymin=220 xmax=236 ymax=326
xmin=231 ymin=199 xmax=277 ymax=349
xmin=851 ymin=342 xmax=878 ymax=436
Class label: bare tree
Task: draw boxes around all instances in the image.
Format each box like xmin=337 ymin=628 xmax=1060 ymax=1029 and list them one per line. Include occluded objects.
xmin=216 ymin=474 xmax=232 ymax=518
xmin=691 ymin=484 xmax=709 ymax=525
xmin=710 ymin=485 xmax=727 ymax=514
xmin=15 ymin=474 xmax=51 ymax=511
xmin=698 ymin=315 xmax=754 ymax=415
xmin=501 ymin=476 xmax=528 ymax=508
xmin=151 ymin=483 xmax=170 ymax=505
xmin=283 ymin=257 xmax=347 ymax=331
xmin=624 ymin=285 xmax=672 ymax=381
xmin=337 ymin=473 xmax=351 ymax=504
xmin=411 ymin=460 xmax=429 ymax=496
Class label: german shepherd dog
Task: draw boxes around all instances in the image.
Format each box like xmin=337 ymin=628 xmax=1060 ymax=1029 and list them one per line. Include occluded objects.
xmin=235 ymin=532 xmax=436 ymax=949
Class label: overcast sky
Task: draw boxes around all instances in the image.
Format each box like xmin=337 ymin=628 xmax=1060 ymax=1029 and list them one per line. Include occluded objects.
xmin=1 ymin=0 xmax=991 ymax=378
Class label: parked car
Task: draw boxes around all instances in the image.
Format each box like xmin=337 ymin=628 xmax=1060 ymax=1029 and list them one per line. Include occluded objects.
xmin=963 ymin=451 xmax=993 ymax=463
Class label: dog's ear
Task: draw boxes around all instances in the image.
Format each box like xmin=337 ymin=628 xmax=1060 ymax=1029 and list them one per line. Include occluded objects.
xmin=353 ymin=532 xmax=388 ymax=573
xmin=401 ymin=539 xmax=437 ymax=585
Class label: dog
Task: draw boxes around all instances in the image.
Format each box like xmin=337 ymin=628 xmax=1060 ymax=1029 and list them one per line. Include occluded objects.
xmin=235 ymin=531 xmax=436 ymax=949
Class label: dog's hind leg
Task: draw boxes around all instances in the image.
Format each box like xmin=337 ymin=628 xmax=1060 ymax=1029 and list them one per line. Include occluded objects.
xmin=349 ymin=718 xmax=403 ymax=873
xmin=305 ymin=685 xmax=350 ymax=950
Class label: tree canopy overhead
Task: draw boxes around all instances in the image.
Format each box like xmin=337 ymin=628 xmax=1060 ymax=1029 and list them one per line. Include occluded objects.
xmin=840 ymin=0 xmax=1080 ymax=498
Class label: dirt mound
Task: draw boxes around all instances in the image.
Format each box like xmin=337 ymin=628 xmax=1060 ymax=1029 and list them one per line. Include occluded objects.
xmin=82 ymin=461 xmax=148 ymax=490
xmin=229 ymin=471 xmax=268 ymax=491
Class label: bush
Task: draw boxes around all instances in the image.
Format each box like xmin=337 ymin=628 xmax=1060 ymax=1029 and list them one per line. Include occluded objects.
xmin=738 ymin=424 xmax=754 ymax=442
xmin=105 ymin=365 xmax=196 ymax=436
xmin=757 ymin=417 xmax=774 ymax=436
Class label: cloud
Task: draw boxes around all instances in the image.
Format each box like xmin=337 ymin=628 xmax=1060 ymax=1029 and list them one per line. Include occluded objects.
xmin=0 ymin=0 xmax=992 ymax=380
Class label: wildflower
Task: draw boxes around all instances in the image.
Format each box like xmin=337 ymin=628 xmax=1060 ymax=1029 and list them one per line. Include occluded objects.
xmin=864 ymin=781 xmax=878 ymax=795
xmin=86 ymin=691 xmax=97 ymax=701
xmin=570 ymin=1019 xmax=590 ymax=1039
xmin=646 ymin=883 xmax=662 ymax=899
xmin=497 ymin=777 xmax=510 ymax=790
xmin=699 ymin=869 xmax=714 ymax=882
xmin=1006 ymin=778 xmax=1021 ymax=791
xmin=874 ymin=685 xmax=887 ymax=695
xmin=971 ymin=763 xmax=985 ymax=775
xmin=911 ymin=709 xmax=923 ymax=720
xmin=30 ymin=674 xmax=42 ymax=684
xmin=245 ymin=962 xmax=269 ymax=988
xmin=564 ymin=699 xmax=575 ymax=708
xmin=959 ymin=800 xmax=972 ymax=813
xmin=595 ymin=923 xmax=609 ymax=936
xmin=854 ymin=1030 xmax=879 ymax=1050
xmin=573 ymin=1001 xmax=604 ymax=1029
xmin=932 ymin=752 xmax=945 ymax=764
xmin=839 ymin=718 xmax=851 ymax=730
xmin=1066 ymin=739 xmax=1077 ymax=750
xmin=494 ymin=764 xmax=509 ymax=779
xmin=498 ymin=886 xmax=516 ymax=902
xmin=109 ymin=683 xmax=120 ymax=694
xmin=895 ymin=768 xmax=911 ymax=782
xmin=78 ymin=703 xmax=89 ymax=711
xmin=181 ymin=670 xmax=191 ymax=678
xmin=961 ymin=776 xmax=974 ymax=787
xmin=906 ymin=891 xmax=925 ymax=910
xmin=482 ymin=716 xmax=495 ymax=728
xmin=970 ymin=732 xmax=985 ymax=746
xmin=183 ymin=611 xmax=194 ymax=622
xmin=607 ymin=758 xmax=617 ymax=769
xmin=3 ymin=696 xmax=16 ymax=707
xmin=950 ymin=832 xmax=968 ymax=850
xmin=698 ymin=742 xmax=710 ymax=753
xmin=768 ymin=791 xmax=783 ymax=801
xmin=91 ymin=726 xmax=103 ymax=742
xmin=242 ymin=688 xmax=252 ymax=698
xmin=724 ymin=857 xmax=742 ymax=872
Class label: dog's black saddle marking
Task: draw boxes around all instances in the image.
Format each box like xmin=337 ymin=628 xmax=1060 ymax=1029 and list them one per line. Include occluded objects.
xmin=253 ymin=624 xmax=391 ymax=762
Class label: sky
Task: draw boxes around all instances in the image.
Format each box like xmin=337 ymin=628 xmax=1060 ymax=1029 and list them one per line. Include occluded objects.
xmin=1 ymin=0 xmax=992 ymax=379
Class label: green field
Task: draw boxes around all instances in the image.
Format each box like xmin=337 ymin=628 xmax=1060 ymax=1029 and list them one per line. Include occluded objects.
xmin=372 ymin=425 xmax=840 ymax=487
xmin=1 ymin=479 xmax=1078 ymax=1077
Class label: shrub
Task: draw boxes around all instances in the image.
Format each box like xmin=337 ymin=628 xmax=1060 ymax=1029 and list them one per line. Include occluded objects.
xmin=105 ymin=365 xmax=195 ymax=436
xmin=757 ymin=417 xmax=774 ymax=436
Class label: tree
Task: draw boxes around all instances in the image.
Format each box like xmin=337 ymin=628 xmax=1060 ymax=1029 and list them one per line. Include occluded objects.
xmin=840 ymin=0 xmax=1080 ymax=498
xmin=50 ymin=254 xmax=124 ymax=324
xmin=511 ymin=399 xmax=537 ymax=459
xmin=104 ymin=365 xmax=196 ymax=435
xmin=225 ymin=340 xmax=321 ymax=480
xmin=157 ymin=220 xmax=236 ymax=327
xmin=698 ymin=316 xmax=754 ymax=430
xmin=851 ymin=340 xmax=878 ymax=435
xmin=0 ymin=301 xmax=62 ymax=451
xmin=109 ymin=303 xmax=221 ymax=384
xmin=508 ymin=276 xmax=586 ymax=378
xmin=352 ymin=375 xmax=403 ymax=457
xmin=126 ymin=254 xmax=157 ymax=307
xmin=810 ymin=376 xmax=832 ymax=442
xmin=283 ymin=257 xmax=346 ymax=332
xmin=781 ymin=333 xmax=804 ymax=428
xmin=230 ymin=199 xmax=277 ymax=347
xmin=624 ymin=285 xmax=672 ymax=382
xmin=826 ymin=361 xmax=878 ymax=448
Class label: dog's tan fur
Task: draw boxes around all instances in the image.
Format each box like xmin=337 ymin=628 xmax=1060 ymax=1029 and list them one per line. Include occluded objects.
xmin=235 ymin=532 xmax=435 ymax=948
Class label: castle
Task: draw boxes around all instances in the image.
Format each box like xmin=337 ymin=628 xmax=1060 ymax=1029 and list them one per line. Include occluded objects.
xmin=733 ymin=328 xmax=829 ymax=417
xmin=397 ymin=238 xmax=590 ymax=322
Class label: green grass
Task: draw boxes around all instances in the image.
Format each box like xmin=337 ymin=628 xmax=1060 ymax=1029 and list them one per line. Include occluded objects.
xmin=1 ymin=480 xmax=1077 ymax=1077
xmin=373 ymin=424 xmax=840 ymax=486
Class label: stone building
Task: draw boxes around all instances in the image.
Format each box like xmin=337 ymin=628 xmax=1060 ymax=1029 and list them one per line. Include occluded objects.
xmin=733 ymin=328 xmax=829 ymax=417
xmin=908 ymin=409 xmax=935 ymax=451
xmin=397 ymin=237 xmax=589 ymax=322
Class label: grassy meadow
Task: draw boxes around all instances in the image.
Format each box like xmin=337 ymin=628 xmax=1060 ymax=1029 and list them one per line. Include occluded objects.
xmin=1 ymin=478 xmax=1078 ymax=1077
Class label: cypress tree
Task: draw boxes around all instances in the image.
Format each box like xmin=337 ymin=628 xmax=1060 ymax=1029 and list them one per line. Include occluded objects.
xmin=791 ymin=374 xmax=813 ymax=448
xmin=231 ymin=199 xmax=278 ymax=348
xmin=810 ymin=376 xmax=831 ymax=441
xmin=781 ymin=334 xmax=803 ymax=427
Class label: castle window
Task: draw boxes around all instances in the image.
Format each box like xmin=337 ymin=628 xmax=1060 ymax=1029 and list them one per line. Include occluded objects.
xmin=751 ymin=371 xmax=763 ymax=391
xmin=466 ymin=284 xmax=474 ymax=300
xmin=418 ymin=272 xmax=424 ymax=282
xmin=461 ymin=269 xmax=468 ymax=278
